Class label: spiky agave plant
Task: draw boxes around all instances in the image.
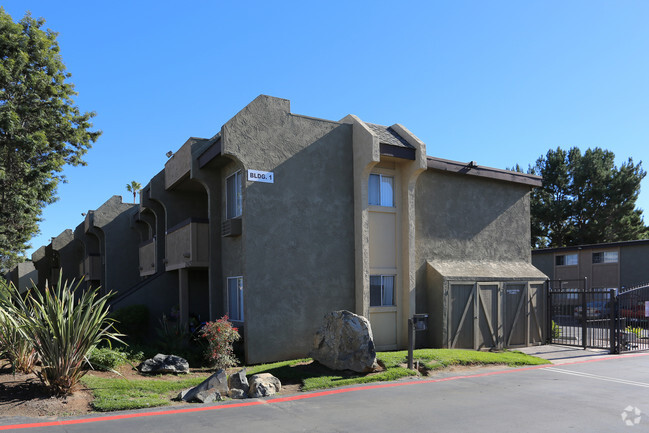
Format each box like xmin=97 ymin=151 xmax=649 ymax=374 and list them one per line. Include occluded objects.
xmin=5 ymin=273 xmax=123 ymax=395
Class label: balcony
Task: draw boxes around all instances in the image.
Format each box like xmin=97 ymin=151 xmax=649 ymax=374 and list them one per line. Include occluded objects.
xmin=164 ymin=140 xmax=192 ymax=190
xmin=165 ymin=218 xmax=209 ymax=270
xmin=84 ymin=254 xmax=101 ymax=281
xmin=139 ymin=238 xmax=156 ymax=276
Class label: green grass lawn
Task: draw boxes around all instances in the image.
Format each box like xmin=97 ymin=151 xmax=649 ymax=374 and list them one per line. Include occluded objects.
xmin=81 ymin=349 xmax=549 ymax=412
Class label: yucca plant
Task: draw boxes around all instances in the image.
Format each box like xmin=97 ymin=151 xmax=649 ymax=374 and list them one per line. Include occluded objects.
xmin=2 ymin=273 xmax=123 ymax=395
xmin=0 ymin=304 xmax=38 ymax=373
xmin=0 ymin=280 xmax=38 ymax=373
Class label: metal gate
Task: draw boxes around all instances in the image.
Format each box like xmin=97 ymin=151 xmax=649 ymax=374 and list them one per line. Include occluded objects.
xmin=548 ymin=279 xmax=649 ymax=353
xmin=616 ymin=283 xmax=649 ymax=352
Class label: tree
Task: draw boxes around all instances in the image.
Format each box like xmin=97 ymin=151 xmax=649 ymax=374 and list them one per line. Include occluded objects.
xmin=126 ymin=181 xmax=141 ymax=204
xmin=0 ymin=9 xmax=100 ymax=271
xmin=527 ymin=147 xmax=648 ymax=248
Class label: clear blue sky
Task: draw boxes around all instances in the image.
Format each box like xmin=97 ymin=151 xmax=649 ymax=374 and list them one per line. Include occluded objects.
xmin=3 ymin=1 xmax=649 ymax=257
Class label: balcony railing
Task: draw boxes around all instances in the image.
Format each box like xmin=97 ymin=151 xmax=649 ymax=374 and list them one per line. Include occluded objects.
xmin=165 ymin=218 xmax=209 ymax=270
xmin=139 ymin=238 xmax=156 ymax=276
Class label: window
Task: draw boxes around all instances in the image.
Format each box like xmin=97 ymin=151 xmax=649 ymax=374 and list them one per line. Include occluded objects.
xmin=555 ymin=254 xmax=578 ymax=266
xmin=370 ymin=275 xmax=395 ymax=306
xmin=369 ymin=174 xmax=394 ymax=207
xmin=592 ymin=251 xmax=618 ymax=264
xmin=227 ymin=276 xmax=244 ymax=321
xmin=226 ymin=171 xmax=242 ymax=219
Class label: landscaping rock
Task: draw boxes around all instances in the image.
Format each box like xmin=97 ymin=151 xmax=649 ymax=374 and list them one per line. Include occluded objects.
xmin=248 ymin=373 xmax=281 ymax=398
xmin=138 ymin=354 xmax=189 ymax=374
xmin=228 ymin=388 xmax=247 ymax=399
xmin=310 ymin=310 xmax=378 ymax=373
xmin=195 ymin=389 xmax=222 ymax=403
xmin=228 ymin=368 xmax=249 ymax=395
xmin=181 ymin=369 xmax=229 ymax=402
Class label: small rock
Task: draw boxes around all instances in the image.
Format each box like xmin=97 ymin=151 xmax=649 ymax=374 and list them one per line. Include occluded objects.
xmin=195 ymin=389 xmax=222 ymax=403
xmin=228 ymin=388 xmax=247 ymax=399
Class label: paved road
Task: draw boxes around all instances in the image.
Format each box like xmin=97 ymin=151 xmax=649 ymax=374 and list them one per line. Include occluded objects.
xmin=3 ymin=352 xmax=649 ymax=433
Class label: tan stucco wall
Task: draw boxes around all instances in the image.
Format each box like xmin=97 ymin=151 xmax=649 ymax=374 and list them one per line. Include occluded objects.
xmin=221 ymin=96 xmax=356 ymax=364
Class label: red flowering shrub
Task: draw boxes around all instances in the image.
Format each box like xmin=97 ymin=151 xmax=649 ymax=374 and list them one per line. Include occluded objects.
xmin=200 ymin=315 xmax=240 ymax=369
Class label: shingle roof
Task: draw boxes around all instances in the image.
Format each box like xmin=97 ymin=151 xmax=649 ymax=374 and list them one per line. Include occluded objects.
xmin=365 ymin=123 xmax=414 ymax=149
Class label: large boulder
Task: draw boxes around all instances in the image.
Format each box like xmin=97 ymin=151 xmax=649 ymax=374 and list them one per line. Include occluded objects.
xmin=310 ymin=310 xmax=378 ymax=373
xmin=248 ymin=373 xmax=282 ymax=398
xmin=138 ymin=354 xmax=189 ymax=374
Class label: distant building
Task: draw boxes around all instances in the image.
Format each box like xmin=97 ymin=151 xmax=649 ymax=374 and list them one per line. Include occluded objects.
xmin=10 ymin=95 xmax=546 ymax=363
xmin=532 ymin=239 xmax=649 ymax=290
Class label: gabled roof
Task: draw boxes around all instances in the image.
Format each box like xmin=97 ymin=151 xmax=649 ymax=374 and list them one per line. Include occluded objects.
xmin=365 ymin=123 xmax=414 ymax=149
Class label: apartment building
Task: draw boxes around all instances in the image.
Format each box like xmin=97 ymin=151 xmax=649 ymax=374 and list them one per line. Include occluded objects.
xmin=10 ymin=95 xmax=547 ymax=363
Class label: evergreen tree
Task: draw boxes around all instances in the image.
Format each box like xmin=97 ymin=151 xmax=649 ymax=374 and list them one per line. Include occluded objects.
xmin=528 ymin=147 xmax=648 ymax=248
xmin=0 ymin=9 xmax=100 ymax=271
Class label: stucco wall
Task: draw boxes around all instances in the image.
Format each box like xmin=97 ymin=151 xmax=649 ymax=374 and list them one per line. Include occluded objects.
xmin=415 ymin=170 xmax=532 ymax=264
xmin=222 ymin=95 xmax=356 ymax=363
xmin=415 ymin=169 xmax=535 ymax=347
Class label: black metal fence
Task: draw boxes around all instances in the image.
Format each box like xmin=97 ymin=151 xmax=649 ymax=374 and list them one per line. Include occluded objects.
xmin=548 ymin=279 xmax=649 ymax=353
xmin=617 ymin=283 xmax=649 ymax=352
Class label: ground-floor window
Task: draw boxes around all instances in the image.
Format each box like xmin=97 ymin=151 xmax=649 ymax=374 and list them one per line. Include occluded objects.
xmin=370 ymin=275 xmax=395 ymax=306
xmin=227 ymin=276 xmax=244 ymax=321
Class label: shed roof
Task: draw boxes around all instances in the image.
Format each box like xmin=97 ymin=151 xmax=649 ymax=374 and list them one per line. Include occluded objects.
xmin=428 ymin=260 xmax=548 ymax=280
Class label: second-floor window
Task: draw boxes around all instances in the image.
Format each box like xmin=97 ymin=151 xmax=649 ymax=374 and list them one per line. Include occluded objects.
xmin=556 ymin=254 xmax=578 ymax=266
xmin=226 ymin=171 xmax=242 ymax=219
xmin=369 ymin=174 xmax=394 ymax=207
xmin=592 ymin=251 xmax=618 ymax=264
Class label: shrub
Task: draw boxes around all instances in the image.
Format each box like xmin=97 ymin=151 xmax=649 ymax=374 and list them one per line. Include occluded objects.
xmin=0 ymin=273 xmax=123 ymax=395
xmin=200 ymin=315 xmax=240 ymax=370
xmin=111 ymin=305 xmax=149 ymax=344
xmin=551 ymin=320 xmax=561 ymax=338
xmin=87 ymin=346 xmax=129 ymax=371
xmin=0 ymin=290 xmax=38 ymax=373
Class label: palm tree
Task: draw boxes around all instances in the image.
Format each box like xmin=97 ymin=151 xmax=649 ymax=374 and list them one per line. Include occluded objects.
xmin=126 ymin=181 xmax=142 ymax=204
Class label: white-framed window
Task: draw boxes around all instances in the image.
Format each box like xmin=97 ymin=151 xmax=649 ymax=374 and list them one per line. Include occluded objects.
xmin=369 ymin=174 xmax=394 ymax=207
xmin=226 ymin=171 xmax=242 ymax=219
xmin=227 ymin=276 xmax=244 ymax=321
xmin=555 ymin=254 xmax=578 ymax=266
xmin=370 ymin=275 xmax=395 ymax=307
xmin=592 ymin=251 xmax=618 ymax=264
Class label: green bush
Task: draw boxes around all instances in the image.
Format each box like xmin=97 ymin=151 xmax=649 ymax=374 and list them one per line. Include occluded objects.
xmin=87 ymin=347 xmax=129 ymax=371
xmin=0 ymin=272 xmax=123 ymax=395
xmin=552 ymin=320 xmax=561 ymax=338
xmin=111 ymin=305 xmax=149 ymax=344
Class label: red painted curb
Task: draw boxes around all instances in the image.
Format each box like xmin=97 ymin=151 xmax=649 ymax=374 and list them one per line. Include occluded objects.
xmin=2 ymin=351 xmax=647 ymax=431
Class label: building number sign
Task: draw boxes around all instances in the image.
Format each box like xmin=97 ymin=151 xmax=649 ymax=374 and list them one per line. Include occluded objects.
xmin=248 ymin=170 xmax=274 ymax=184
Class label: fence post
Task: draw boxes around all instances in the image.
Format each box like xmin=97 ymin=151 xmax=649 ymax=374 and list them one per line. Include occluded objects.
xmin=546 ymin=280 xmax=552 ymax=344
xmin=610 ymin=288 xmax=617 ymax=354
xmin=581 ymin=277 xmax=588 ymax=349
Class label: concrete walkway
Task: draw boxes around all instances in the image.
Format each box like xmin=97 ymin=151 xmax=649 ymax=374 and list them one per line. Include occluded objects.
xmin=517 ymin=344 xmax=611 ymax=364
